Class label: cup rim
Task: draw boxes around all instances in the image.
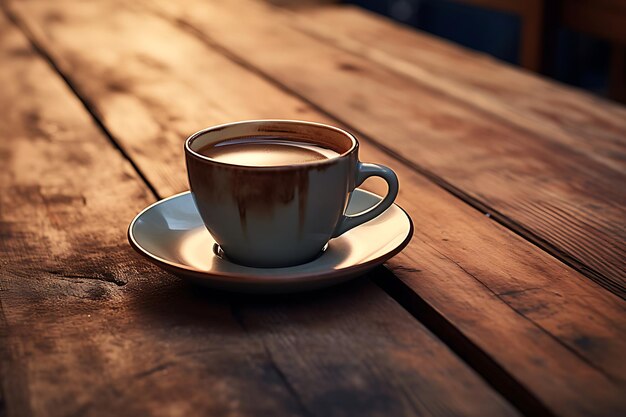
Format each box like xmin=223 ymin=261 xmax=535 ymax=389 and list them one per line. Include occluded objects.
xmin=185 ymin=119 xmax=358 ymax=169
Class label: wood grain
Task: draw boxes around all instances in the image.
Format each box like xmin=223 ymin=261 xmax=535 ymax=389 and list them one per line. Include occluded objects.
xmin=285 ymin=3 xmax=626 ymax=171
xmin=0 ymin=9 xmax=524 ymax=417
xmin=6 ymin=1 xmax=626 ymax=416
xmin=145 ymin=0 xmax=626 ymax=298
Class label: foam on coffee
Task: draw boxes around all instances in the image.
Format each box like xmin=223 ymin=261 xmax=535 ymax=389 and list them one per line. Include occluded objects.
xmin=197 ymin=136 xmax=340 ymax=167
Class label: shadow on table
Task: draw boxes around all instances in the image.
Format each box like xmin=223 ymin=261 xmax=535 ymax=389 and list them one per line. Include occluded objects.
xmin=126 ymin=266 xmax=391 ymax=331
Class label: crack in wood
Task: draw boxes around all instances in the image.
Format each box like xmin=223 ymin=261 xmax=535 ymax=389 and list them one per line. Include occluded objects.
xmin=131 ymin=362 xmax=174 ymax=381
xmin=388 ymin=265 xmax=422 ymax=273
xmin=46 ymin=269 xmax=127 ymax=286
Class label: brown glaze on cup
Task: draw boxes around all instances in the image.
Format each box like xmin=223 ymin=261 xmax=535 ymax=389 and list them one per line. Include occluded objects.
xmin=186 ymin=157 xmax=344 ymax=235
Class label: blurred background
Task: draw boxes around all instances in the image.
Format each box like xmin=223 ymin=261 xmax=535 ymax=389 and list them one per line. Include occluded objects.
xmin=278 ymin=0 xmax=626 ymax=103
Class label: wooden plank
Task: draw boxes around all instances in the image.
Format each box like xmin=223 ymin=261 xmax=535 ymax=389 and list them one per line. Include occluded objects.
xmin=7 ymin=0 xmax=626 ymax=416
xmin=285 ymin=2 xmax=626 ymax=171
xmin=143 ymin=0 xmax=626 ymax=298
xmin=0 ymin=11 xmax=524 ymax=417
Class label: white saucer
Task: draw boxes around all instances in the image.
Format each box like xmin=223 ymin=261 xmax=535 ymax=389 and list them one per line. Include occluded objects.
xmin=128 ymin=189 xmax=413 ymax=293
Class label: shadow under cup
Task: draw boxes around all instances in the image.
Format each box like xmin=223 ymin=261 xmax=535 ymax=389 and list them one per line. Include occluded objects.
xmin=185 ymin=120 xmax=375 ymax=268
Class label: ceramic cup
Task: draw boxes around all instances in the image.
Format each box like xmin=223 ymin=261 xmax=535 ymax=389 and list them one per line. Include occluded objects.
xmin=185 ymin=120 xmax=398 ymax=268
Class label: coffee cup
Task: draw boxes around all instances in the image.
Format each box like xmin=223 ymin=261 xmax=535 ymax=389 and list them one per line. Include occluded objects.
xmin=185 ymin=120 xmax=398 ymax=268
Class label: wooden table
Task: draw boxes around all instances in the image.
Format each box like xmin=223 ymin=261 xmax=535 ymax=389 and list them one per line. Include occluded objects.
xmin=1 ymin=0 xmax=625 ymax=416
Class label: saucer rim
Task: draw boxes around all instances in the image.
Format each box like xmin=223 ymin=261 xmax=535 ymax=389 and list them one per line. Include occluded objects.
xmin=127 ymin=190 xmax=413 ymax=284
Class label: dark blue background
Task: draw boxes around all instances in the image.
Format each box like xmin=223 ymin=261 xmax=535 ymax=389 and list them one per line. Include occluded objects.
xmin=347 ymin=0 xmax=610 ymax=95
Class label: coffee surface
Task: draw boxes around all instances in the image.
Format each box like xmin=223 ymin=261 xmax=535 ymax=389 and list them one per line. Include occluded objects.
xmin=197 ymin=136 xmax=340 ymax=167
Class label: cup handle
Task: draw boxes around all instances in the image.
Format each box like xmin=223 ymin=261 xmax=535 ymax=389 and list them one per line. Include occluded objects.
xmin=332 ymin=162 xmax=399 ymax=238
